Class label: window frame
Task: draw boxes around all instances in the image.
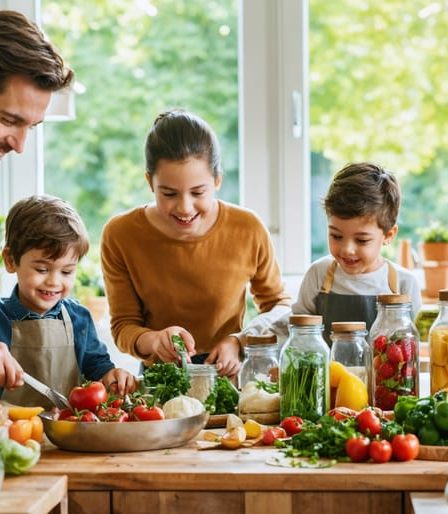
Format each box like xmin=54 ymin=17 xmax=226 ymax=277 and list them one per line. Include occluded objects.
xmin=1 ymin=0 xmax=310 ymax=295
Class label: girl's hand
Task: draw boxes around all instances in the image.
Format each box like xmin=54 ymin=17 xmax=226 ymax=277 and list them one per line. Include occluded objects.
xmin=136 ymin=327 xmax=196 ymax=363
xmin=101 ymin=368 xmax=137 ymax=396
xmin=205 ymin=336 xmax=241 ymax=378
xmin=0 ymin=342 xmax=24 ymax=389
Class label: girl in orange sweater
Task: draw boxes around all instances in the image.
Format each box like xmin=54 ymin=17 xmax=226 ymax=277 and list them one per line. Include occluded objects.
xmin=101 ymin=110 xmax=290 ymax=378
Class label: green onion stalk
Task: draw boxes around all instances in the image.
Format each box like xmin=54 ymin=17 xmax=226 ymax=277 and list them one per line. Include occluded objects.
xmin=280 ymin=347 xmax=328 ymax=422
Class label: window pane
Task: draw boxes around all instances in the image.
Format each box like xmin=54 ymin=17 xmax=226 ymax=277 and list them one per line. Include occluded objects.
xmin=43 ymin=0 xmax=238 ymax=244
xmin=310 ymin=1 xmax=448 ymax=261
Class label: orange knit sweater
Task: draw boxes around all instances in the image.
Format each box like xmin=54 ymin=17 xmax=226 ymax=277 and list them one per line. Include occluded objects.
xmin=100 ymin=200 xmax=290 ymax=359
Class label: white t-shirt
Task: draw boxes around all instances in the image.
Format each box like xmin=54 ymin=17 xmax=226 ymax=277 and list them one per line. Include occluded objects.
xmin=269 ymin=255 xmax=422 ymax=344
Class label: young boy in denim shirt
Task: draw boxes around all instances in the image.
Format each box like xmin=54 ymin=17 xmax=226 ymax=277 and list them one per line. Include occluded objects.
xmin=0 ymin=195 xmax=136 ymax=406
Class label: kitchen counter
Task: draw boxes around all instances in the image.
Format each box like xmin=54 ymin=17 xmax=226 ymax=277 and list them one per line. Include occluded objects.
xmin=29 ymin=441 xmax=448 ymax=514
xmin=0 ymin=474 xmax=67 ymax=514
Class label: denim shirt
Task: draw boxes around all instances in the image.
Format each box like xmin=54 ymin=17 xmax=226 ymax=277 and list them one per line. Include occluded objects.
xmin=0 ymin=286 xmax=115 ymax=382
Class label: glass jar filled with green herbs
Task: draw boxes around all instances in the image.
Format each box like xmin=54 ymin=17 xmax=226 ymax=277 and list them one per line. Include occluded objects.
xmin=279 ymin=315 xmax=329 ymax=421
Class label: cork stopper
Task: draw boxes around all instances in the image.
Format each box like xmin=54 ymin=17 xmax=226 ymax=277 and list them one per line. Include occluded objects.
xmin=377 ymin=294 xmax=411 ymax=305
xmin=331 ymin=321 xmax=366 ymax=332
xmin=246 ymin=334 xmax=277 ymax=346
xmin=289 ymin=314 xmax=323 ymax=326
xmin=439 ymin=289 xmax=448 ymax=302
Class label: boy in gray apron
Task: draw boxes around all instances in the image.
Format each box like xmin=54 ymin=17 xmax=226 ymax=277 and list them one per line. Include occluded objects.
xmin=0 ymin=195 xmax=137 ymax=407
xmin=269 ymin=163 xmax=422 ymax=345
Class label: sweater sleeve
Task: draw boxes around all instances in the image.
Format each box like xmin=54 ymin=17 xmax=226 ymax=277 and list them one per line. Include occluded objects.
xmin=100 ymin=217 xmax=150 ymax=359
xmin=248 ymin=220 xmax=291 ymax=312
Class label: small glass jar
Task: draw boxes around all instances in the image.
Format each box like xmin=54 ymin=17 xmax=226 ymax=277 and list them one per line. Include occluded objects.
xmin=428 ymin=289 xmax=448 ymax=394
xmin=238 ymin=334 xmax=279 ymax=389
xmin=186 ymin=364 xmax=217 ymax=403
xmin=369 ymin=294 xmax=419 ymax=410
xmin=330 ymin=321 xmax=372 ymax=391
xmin=279 ymin=315 xmax=329 ymax=421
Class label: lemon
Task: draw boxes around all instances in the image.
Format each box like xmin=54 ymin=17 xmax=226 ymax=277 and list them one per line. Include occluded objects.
xmin=243 ymin=419 xmax=263 ymax=439
xmin=335 ymin=372 xmax=368 ymax=411
xmin=330 ymin=360 xmax=348 ymax=388
xmin=8 ymin=405 xmax=44 ymax=421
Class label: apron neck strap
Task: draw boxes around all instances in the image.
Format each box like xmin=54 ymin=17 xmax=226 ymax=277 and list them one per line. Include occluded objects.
xmin=321 ymin=259 xmax=399 ymax=294
xmin=321 ymin=260 xmax=338 ymax=293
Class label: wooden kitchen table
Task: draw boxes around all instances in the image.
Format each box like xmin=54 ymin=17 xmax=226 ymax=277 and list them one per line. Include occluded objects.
xmin=28 ymin=442 xmax=448 ymax=514
xmin=0 ymin=474 xmax=67 ymax=514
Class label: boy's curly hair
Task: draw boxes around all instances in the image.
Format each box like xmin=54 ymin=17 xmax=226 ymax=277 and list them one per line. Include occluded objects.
xmin=324 ymin=162 xmax=400 ymax=233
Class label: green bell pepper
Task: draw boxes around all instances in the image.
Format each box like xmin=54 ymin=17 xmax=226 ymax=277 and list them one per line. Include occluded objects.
xmin=434 ymin=400 xmax=448 ymax=432
xmin=394 ymin=395 xmax=418 ymax=423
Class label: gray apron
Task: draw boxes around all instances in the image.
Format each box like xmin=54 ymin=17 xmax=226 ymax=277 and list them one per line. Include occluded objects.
xmin=316 ymin=260 xmax=398 ymax=346
xmin=3 ymin=305 xmax=80 ymax=408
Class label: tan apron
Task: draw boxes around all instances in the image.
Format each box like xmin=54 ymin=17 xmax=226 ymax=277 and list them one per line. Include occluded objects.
xmin=3 ymin=305 xmax=80 ymax=408
xmin=316 ymin=259 xmax=399 ymax=345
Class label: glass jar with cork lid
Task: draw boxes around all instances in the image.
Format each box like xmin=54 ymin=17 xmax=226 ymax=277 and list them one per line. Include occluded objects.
xmin=369 ymin=293 xmax=419 ymax=410
xmin=279 ymin=315 xmax=329 ymax=421
xmin=238 ymin=333 xmax=279 ymax=389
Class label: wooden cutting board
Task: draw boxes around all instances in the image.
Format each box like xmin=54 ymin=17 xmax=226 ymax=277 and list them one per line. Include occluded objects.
xmin=205 ymin=414 xmax=228 ymax=428
xmin=418 ymin=445 xmax=448 ymax=461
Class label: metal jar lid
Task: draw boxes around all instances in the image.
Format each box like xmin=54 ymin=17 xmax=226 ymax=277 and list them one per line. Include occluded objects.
xmin=289 ymin=314 xmax=323 ymax=326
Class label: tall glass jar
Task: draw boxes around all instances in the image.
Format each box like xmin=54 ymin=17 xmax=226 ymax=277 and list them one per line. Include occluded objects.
xmin=279 ymin=315 xmax=329 ymax=421
xmin=330 ymin=321 xmax=372 ymax=401
xmin=369 ymin=294 xmax=419 ymax=410
xmin=428 ymin=289 xmax=448 ymax=394
xmin=238 ymin=334 xmax=279 ymax=389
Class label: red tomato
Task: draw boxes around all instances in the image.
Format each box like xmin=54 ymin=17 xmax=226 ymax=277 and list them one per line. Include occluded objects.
xmin=280 ymin=416 xmax=303 ymax=436
xmin=369 ymin=439 xmax=392 ymax=463
xmin=57 ymin=408 xmax=74 ymax=420
xmin=109 ymin=398 xmax=124 ymax=408
xmin=262 ymin=426 xmax=287 ymax=446
xmin=356 ymin=408 xmax=382 ymax=436
xmin=79 ymin=411 xmax=100 ymax=422
xmin=132 ymin=405 xmax=165 ymax=421
xmin=345 ymin=436 xmax=371 ymax=462
xmin=68 ymin=381 xmax=107 ymax=412
xmin=391 ymin=434 xmax=419 ymax=462
xmin=97 ymin=406 xmax=129 ymax=422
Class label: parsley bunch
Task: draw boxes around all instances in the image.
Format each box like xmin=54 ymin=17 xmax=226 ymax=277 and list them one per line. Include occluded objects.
xmin=280 ymin=415 xmax=357 ymax=462
xmin=142 ymin=363 xmax=190 ymax=405
xmin=204 ymin=377 xmax=239 ymax=414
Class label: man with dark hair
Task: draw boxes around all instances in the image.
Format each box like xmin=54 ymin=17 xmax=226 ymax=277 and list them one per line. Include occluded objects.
xmin=0 ymin=10 xmax=73 ymax=159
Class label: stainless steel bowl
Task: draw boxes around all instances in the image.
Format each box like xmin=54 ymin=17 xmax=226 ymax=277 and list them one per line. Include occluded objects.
xmin=40 ymin=411 xmax=209 ymax=452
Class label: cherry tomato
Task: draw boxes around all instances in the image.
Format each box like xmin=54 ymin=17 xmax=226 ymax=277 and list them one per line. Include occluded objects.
xmin=356 ymin=408 xmax=382 ymax=436
xmin=68 ymin=381 xmax=107 ymax=412
xmin=261 ymin=426 xmax=287 ymax=446
xmin=109 ymin=398 xmax=124 ymax=408
xmin=345 ymin=436 xmax=371 ymax=462
xmin=9 ymin=419 xmax=33 ymax=444
xmin=57 ymin=408 xmax=74 ymax=420
xmin=97 ymin=406 xmax=129 ymax=422
xmin=79 ymin=410 xmax=100 ymax=422
xmin=280 ymin=416 xmax=303 ymax=436
xmin=132 ymin=405 xmax=164 ymax=421
xmin=369 ymin=439 xmax=392 ymax=463
xmin=391 ymin=434 xmax=419 ymax=461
